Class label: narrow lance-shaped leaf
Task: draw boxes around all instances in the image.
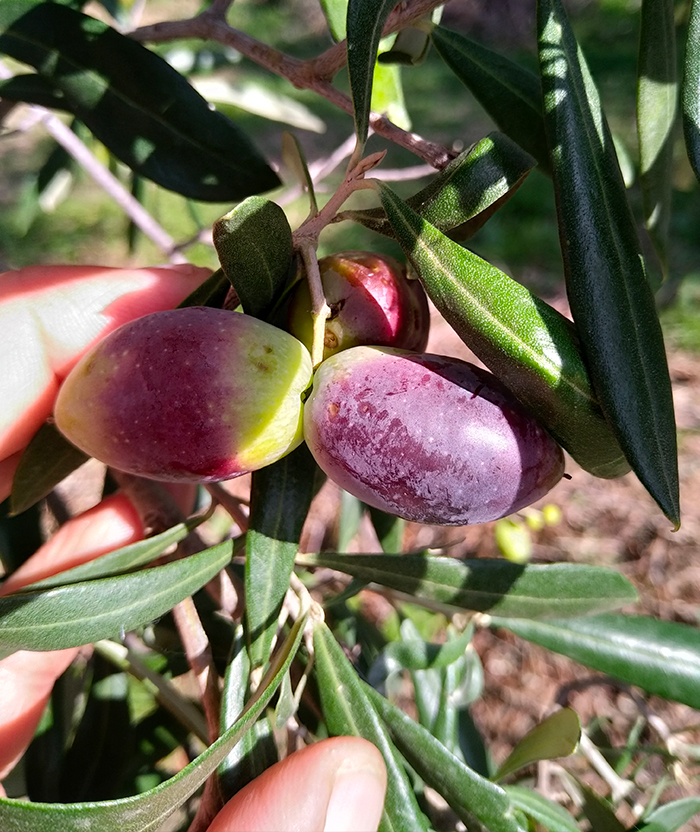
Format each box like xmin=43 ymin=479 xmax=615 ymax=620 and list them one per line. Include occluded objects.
xmin=212 ymin=197 xmax=294 ymax=319
xmin=637 ymin=0 xmax=678 ymax=274
xmin=0 ymin=540 xmax=233 ymax=657
xmin=344 ymin=132 xmax=536 ymax=241
xmin=17 ymin=512 xmax=212 ymax=591
xmin=538 ymin=0 xmax=679 ymax=524
xmin=682 ymin=0 xmax=700 ymax=183
xmin=245 ymin=445 xmax=318 ymax=671
xmin=313 ymin=621 xmax=431 ymax=832
xmin=491 ymin=613 xmax=700 ymax=710
xmin=374 ymin=181 xmax=630 ymax=479
xmin=0 ymin=611 xmax=307 ymax=832
xmin=11 ymin=422 xmax=89 ymax=516
xmin=504 ymin=786 xmax=580 ymax=832
xmin=218 ymin=625 xmax=277 ymax=799
xmin=0 ymin=1 xmax=280 ymax=201
xmin=298 ymin=553 xmax=638 ymax=619
xmin=346 ymin=0 xmax=396 ymax=150
xmin=635 ymin=797 xmax=700 ymax=832
xmin=493 ymin=708 xmax=580 ymax=782
xmin=363 ymin=682 xmax=525 ymax=832
xmin=431 ymin=25 xmax=549 ymax=171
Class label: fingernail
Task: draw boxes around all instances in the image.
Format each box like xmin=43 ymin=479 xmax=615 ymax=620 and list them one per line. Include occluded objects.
xmin=323 ymin=759 xmax=386 ymax=832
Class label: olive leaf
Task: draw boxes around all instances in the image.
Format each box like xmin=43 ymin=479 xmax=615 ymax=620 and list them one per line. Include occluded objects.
xmin=364 ymin=682 xmax=525 ymax=832
xmin=344 ymin=132 xmax=535 ymax=241
xmin=431 ymin=25 xmax=549 ymax=171
xmin=0 ymin=1 xmax=280 ymax=200
xmin=10 ymin=422 xmax=89 ymax=516
xmin=0 ymin=611 xmax=307 ymax=831
xmin=375 ymin=181 xmax=629 ymax=479
xmin=491 ymin=613 xmax=700 ymax=710
xmin=493 ymin=708 xmax=580 ymax=782
xmin=212 ymin=196 xmax=294 ymax=319
xmin=682 ymin=0 xmax=700 ymax=183
xmin=245 ymin=445 xmax=318 ymax=672
xmin=0 ymin=541 xmax=233 ymax=658
xmin=314 ymin=621 xmax=431 ymax=832
xmin=297 ymin=553 xmax=638 ymax=619
xmin=637 ymin=0 xmax=678 ymax=274
xmin=539 ymin=0 xmax=679 ymax=525
xmin=346 ymin=0 xmax=396 ymax=150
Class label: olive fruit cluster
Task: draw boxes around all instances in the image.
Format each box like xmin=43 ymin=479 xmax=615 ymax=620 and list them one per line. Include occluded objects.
xmin=54 ymin=252 xmax=564 ymax=525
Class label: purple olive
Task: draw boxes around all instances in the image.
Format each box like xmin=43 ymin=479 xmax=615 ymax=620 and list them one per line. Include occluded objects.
xmin=55 ymin=307 xmax=313 ymax=482
xmin=288 ymin=251 xmax=430 ymax=360
xmin=303 ymin=346 xmax=565 ymax=525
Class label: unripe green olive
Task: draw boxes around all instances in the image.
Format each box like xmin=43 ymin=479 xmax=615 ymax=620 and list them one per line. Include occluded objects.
xmin=54 ymin=307 xmax=312 ymax=482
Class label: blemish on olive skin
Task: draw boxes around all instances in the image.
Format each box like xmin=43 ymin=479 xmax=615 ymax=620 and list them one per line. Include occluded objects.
xmin=328 ymin=402 xmax=340 ymax=418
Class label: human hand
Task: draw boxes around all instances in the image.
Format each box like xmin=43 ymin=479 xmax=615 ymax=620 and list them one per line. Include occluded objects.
xmin=0 ymin=263 xmax=211 ymax=502
xmin=0 ymin=263 xmax=388 ymax=830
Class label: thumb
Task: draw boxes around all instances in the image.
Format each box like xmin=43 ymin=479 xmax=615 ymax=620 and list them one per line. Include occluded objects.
xmin=208 ymin=736 xmax=387 ymax=832
xmin=0 ymin=264 xmax=210 ymax=462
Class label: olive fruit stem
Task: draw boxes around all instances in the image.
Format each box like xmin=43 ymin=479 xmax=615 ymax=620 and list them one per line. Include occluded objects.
xmin=293 ymin=151 xmax=384 ymax=367
xmin=297 ymin=241 xmax=331 ymax=367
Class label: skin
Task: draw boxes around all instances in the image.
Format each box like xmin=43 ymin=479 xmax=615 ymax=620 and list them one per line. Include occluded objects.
xmin=0 ymin=264 xmax=387 ymax=830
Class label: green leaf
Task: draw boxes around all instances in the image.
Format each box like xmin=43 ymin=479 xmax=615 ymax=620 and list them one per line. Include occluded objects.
xmin=298 ymin=553 xmax=638 ymax=618
xmin=281 ymin=132 xmax=318 ymax=217
xmin=363 ymin=682 xmax=525 ymax=832
xmin=0 ymin=610 xmax=306 ymax=831
xmin=682 ymin=0 xmax=700 ymax=183
xmin=0 ymin=540 xmax=233 ymax=658
xmin=177 ymin=268 xmax=231 ymax=310
xmin=346 ymin=0 xmax=396 ymax=150
xmin=580 ymin=783 xmax=626 ymax=832
xmin=212 ymin=196 xmax=294 ymax=319
xmin=538 ymin=0 xmax=679 ymax=524
xmin=431 ymin=25 xmax=549 ymax=171
xmin=493 ymin=708 xmax=580 ymax=782
xmin=10 ymin=423 xmax=89 ymax=516
xmin=320 ymin=0 xmax=347 ymax=41
xmin=504 ymin=786 xmax=580 ymax=832
xmin=0 ymin=1 xmax=280 ymax=201
xmin=346 ymin=132 xmax=536 ymax=241
xmin=371 ymin=56 xmax=410 ymax=131
xmin=635 ymin=797 xmax=700 ymax=832
xmin=637 ymin=0 xmax=678 ymax=273
xmin=374 ymin=621 xmax=474 ymax=675
xmin=245 ymin=444 xmax=317 ymax=671
xmin=379 ymin=26 xmax=432 ymax=66
xmin=313 ymin=621 xmax=430 ymax=832
xmin=218 ymin=626 xmax=277 ymax=798
xmin=491 ymin=613 xmax=700 ymax=709
xmin=367 ymin=505 xmax=404 ymax=553
xmin=18 ymin=514 xmax=209 ymax=591
xmin=0 ymin=72 xmax=68 ymax=109
xmin=375 ymin=181 xmax=630 ymax=479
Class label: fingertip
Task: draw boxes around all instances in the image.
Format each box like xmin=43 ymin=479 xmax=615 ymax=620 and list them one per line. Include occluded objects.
xmin=208 ymin=736 xmax=387 ymax=832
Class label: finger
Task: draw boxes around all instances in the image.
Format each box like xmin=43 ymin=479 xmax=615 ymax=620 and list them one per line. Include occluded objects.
xmin=0 ymin=647 xmax=80 ymax=781
xmin=0 ymin=492 xmax=144 ymax=596
xmin=207 ymin=736 xmax=387 ymax=832
xmin=0 ymin=264 xmax=210 ymax=460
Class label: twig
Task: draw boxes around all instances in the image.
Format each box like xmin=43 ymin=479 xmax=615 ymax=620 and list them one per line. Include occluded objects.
xmin=129 ymin=1 xmax=452 ymax=169
xmin=38 ymin=110 xmax=186 ymax=262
